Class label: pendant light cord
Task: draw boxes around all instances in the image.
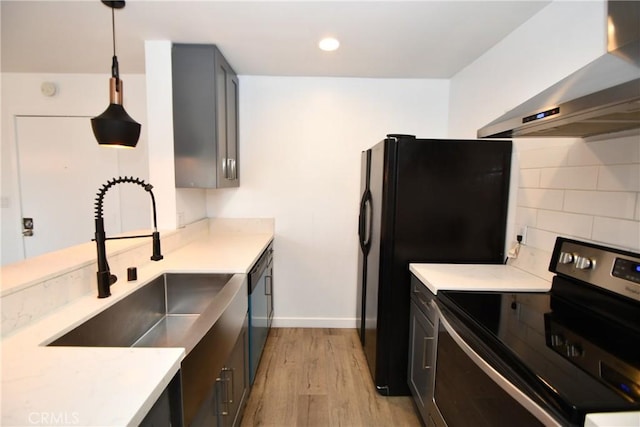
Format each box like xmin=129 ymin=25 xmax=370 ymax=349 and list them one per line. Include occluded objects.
xmin=110 ymin=6 xmax=120 ymax=88
xmin=111 ymin=7 xmax=116 ymax=58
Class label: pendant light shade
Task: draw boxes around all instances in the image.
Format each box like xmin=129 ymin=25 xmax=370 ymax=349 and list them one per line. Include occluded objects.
xmin=91 ymin=0 xmax=141 ymax=148
xmin=91 ymin=103 xmax=141 ymax=148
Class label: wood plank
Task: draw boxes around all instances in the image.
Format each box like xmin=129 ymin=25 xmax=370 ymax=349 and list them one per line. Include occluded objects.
xmin=240 ymin=328 xmax=422 ymax=427
xmin=299 ymin=329 xmax=328 ymax=395
xmin=297 ymin=394 xmax=330 ymax=426
xmin=325 ymin=331 xmax=366 ymax=427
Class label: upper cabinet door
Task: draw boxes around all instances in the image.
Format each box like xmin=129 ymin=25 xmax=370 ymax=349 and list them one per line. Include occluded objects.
xmin=172 ymin=44 xmax=239 ymax=189
xmin=227 ymin=70 xmax=239 ymax=184
xmin=215 ymin=48 xmax=239 ymax=188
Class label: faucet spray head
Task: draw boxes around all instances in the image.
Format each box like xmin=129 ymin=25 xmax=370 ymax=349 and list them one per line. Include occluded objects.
xmin=95 ymin=216 xmax=117 ymax=298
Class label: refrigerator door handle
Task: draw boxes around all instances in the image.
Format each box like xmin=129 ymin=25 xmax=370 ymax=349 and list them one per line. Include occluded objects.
xmin=359 ymin=190 xmax=372 ymax=253
xmin=358 ymin=190 xmax=367 ymax=251
xmin=363 ymin=193 xmax=372 ymax=248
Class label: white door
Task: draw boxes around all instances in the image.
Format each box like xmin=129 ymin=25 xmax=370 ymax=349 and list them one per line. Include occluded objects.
xmin=15 ymin=116 xmax=123 ymax=259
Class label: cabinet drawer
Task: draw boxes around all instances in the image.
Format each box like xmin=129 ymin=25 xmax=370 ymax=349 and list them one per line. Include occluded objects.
xmin=410 ymin=274 xmax=437 ymax=323
xmin=408 ymin=299 xmax=436 ymax=422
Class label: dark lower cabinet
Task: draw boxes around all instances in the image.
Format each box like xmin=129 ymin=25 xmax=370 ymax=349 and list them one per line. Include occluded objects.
xmin=222 ymin=322 xmax=249 ymax=427
xmin=408 ymin=275 xmax=438 ymax=425
xmin=191 ymin=315 xmax=248 ymax=427
xmin=140 ymin=372 xmax=183 ymax=427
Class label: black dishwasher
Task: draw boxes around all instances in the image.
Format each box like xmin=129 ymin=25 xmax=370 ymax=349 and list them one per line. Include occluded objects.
xmin=248 ymin=242 xmax=274 ymax=385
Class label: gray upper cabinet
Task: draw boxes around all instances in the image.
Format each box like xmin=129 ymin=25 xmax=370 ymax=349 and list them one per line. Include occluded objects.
xmin=172 ymin=44 xmax=239 ymax=188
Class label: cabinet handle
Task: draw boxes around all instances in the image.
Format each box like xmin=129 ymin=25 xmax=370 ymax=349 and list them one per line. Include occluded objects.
xmin=265 ymin=275 xmax=272 ymax=296
xmin=216 ymin=376 xmax=229 ymax=417
xmin=222 ymin=158 xmax=228 ymax=179
xmin=422 ymin=336 xmax=434 ymax=369
xmin=230 ymin=158 xmax=237 ymax=180
xmin=222 ymin=158 xmax=237 ymax=180
xmin=223 ymin=367 xmax=234 ymax=404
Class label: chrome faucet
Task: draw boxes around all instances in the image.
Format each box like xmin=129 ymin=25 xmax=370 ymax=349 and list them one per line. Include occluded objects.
xmin=94 ymin=176 xmax=163 ymax=298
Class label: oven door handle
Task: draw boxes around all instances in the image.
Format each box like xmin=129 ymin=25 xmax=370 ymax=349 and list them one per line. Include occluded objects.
xmin=435 ymin=305 xmax=562 ymax=427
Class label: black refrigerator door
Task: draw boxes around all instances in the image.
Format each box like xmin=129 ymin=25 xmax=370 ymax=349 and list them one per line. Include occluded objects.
xmin=356 ymin=150 xmax=371 ymax=344
xmin=362 ymin=140 xmax=387 ymax=391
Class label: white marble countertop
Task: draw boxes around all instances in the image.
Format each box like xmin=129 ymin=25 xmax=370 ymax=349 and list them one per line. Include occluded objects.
xmin=409 ymin=263 xmax=551 ymax=294
xmin=1 ymin=228 xmax=273 ymax=427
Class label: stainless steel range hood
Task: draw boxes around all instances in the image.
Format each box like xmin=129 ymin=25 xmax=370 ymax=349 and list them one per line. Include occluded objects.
xmin=478 ymin=1 xmax=640 ymax=139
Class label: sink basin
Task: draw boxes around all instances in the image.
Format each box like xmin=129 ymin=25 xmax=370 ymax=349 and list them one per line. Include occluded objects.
xmin=48 ymin=273 xmax=233 ymax=349
xmin=48 ymin=271 xmax=249 ymax=426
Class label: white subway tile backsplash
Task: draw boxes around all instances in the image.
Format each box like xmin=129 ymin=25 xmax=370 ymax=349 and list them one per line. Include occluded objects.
xmin=525 ymin=227 xmax=558 ymax=253
xmin=571 ymin=132 xmax=640 ymax=166
xmin=537 ymin=210 xmax=592 ymax=238
xmin=519 ymin=169 xmax=540 ymax=188
xmin=518 ymin=145 xmax=571 ymax=169
xmin=539 ymin=166 xmax=598 ymax=190
xmin=597 ymin=164 xmax=640 ymax=191
xmin=518 ymin=188 xmax=564 ymax=210
xmin=515 ymin=207 xmax=538 ymax=227
xmin=513 ymin=134 xmax=640 ymax=272
xmin=564 ymin=190 xmax=636 ymax=219
xmin=592 ymin=217 xmax=640 ymax=251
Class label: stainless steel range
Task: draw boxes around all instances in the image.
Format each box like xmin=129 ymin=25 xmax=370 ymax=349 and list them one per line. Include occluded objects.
xmin=430 ymin=238 xmax=640 ymax=426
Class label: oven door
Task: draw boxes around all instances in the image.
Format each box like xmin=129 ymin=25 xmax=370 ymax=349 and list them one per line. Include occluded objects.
xmin=428 ymin=305 xmax=562 ymax=427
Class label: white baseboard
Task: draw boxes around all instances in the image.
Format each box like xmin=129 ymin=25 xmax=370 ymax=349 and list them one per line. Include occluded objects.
xmin=271 ymin=317 xmax=357 ymax=329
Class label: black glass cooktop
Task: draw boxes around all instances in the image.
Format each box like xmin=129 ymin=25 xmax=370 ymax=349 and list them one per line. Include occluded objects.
xmin=437 ymin=279 xmax=640 ymax=426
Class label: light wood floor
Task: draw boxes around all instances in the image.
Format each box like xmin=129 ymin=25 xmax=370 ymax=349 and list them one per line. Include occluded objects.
xmin=240 ymin=328 xmax=422 ymax=427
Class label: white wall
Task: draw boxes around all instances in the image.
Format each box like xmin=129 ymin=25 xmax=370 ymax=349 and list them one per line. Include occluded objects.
xmin=1 ymin=73 xmax=150 ymax=265
xmin=207 ymin=76 xmax=450 ymax=327
xmin=448 ymin=0 xmax=639 ymax=278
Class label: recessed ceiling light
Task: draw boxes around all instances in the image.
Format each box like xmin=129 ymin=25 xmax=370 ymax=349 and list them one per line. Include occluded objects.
xmin=319 ymin=37 xmax=340 ymax=52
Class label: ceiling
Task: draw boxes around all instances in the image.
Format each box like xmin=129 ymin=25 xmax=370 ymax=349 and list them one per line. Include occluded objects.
xmin=1 ymin=0 xmax=550 ymax=79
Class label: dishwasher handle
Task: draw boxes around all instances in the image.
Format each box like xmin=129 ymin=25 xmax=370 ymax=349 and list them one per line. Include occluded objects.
xmin=250 ymin=243 xmax=273 ymax=292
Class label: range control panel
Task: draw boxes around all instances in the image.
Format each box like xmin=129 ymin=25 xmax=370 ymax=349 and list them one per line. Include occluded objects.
xmin=612 ymin=258 xmax=640 ymax=284
xmin=550 ymin=237 xmax=640 ymax=303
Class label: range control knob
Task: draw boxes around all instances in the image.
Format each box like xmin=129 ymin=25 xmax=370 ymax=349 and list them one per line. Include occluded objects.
xmin=558 ymin=252 xmax=575 ymax=264
xmin=574 ymin=256 xmax=595 ymax=270
xmin=566 ymin=344 xmax=583 ymax=358
xmin=550 ymin=334 xmax=565 ymax=347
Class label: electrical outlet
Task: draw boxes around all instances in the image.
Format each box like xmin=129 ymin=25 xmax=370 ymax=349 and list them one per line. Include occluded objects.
xmin=519 ymin=226 xmax=528 ymax=245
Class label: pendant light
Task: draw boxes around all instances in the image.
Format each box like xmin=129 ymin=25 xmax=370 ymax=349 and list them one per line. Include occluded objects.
xmin=91 ymin=0 xmax=141 ymax=148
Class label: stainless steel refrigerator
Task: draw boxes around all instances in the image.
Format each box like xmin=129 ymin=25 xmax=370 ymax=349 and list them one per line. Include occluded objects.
xmin=356 ymin=134 xmax=512 ymax=396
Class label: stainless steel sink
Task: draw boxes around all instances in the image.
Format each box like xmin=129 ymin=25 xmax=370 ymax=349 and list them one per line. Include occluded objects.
xmin=48 ymin=273 xmax=233 ymax=350
xmin=48 ymin=271 xmax=249 ymax=426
